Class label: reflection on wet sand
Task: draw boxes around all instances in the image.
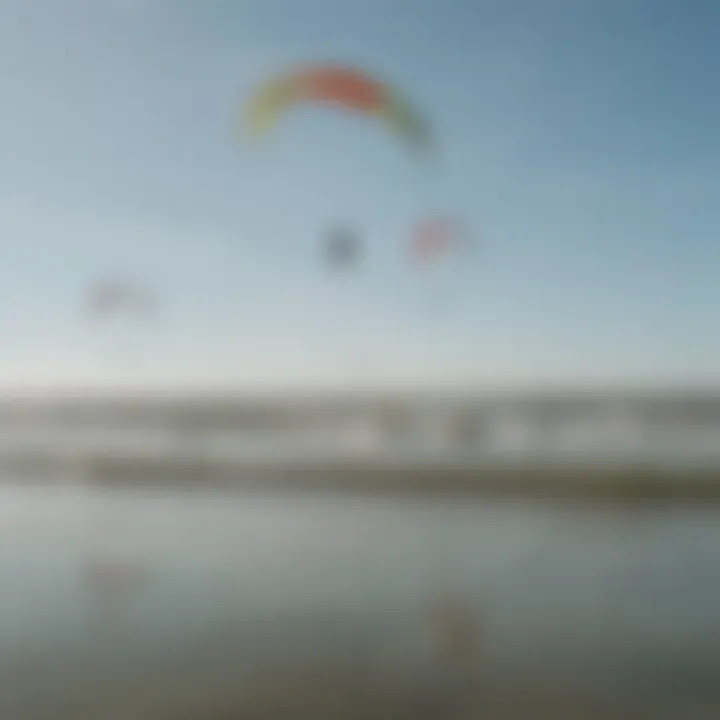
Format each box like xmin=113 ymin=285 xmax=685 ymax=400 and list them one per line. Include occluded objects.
xmin=0 ymin=487 xmax=718 ymax=718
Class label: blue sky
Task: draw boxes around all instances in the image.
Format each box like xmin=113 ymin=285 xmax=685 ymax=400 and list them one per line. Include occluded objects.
xmin=0 ymin=0 xmax=718 ymax=391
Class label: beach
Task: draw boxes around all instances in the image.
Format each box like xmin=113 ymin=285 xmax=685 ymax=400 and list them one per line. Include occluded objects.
xmin=1 ymin=392 xmax=719 ymax=716
xmin=3 ymin=449 xmax=720 ymax=504
xmin=1 ymin=484 xmax=719 ymax=717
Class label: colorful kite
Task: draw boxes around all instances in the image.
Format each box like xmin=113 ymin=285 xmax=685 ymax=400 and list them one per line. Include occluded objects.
xmin=243 ymin=63 xmax=432 ymax=155
xmin=409 ymin=216 xmax=466 ymax=264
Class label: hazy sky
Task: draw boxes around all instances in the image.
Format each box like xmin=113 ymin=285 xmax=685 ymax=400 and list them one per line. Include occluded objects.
xmin=0 ymin=0 xmax=718 ymax=391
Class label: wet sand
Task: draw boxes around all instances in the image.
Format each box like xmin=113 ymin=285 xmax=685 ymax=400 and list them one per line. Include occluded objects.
xmin=13 ymin=649 xmax=719 ymax=719
xmin=1 ymin=484 xmax=719 ymax=717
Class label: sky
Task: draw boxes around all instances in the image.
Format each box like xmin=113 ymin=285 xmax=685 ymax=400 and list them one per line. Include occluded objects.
xmin=0 ymin=0 xmax=718 ymax=392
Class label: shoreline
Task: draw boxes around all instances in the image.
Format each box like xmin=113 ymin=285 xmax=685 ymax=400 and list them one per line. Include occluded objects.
xmin=2 ymin=451 xmax=720 ymax=503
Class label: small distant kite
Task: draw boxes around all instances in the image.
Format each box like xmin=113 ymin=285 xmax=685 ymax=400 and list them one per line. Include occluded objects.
xmin=408 ymin=216 xmax=469 ymax=265
xmin=324 ymin=225 xmax=362 ymax=270
xmin=242 ymin=63 xmax=433 ymax=156
xmin=87 ymin=279 xmax=156 ymax=320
